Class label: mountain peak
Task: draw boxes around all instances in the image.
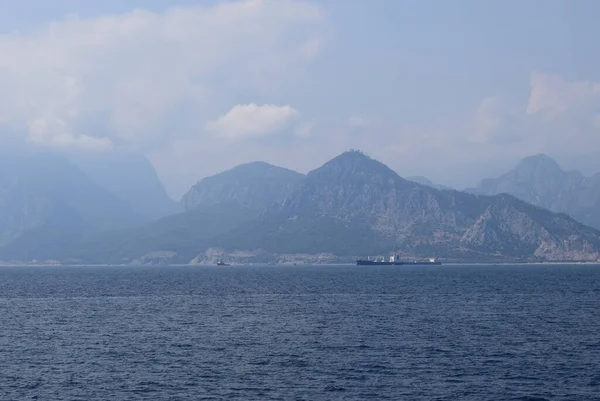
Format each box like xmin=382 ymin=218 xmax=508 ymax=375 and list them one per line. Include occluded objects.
xmin=234 ymin=160 xmax=274 ymax=169
xmin=515 ymin=154 xmax=563 ymax=174
xmin=471 ymin=153 xmax=600 ymax=230
xmin=204 ymin=161 xmax=302 ymax=182
xmin=330 ymin=149 xmax=371 ymax=163
xmin=311 ymin=150 xmax=399 ymax=181
xmin=230 ymin=161 xmax=287 ymax=174
xmin=66 ymin=149 xmax=180 ymax=219
xmin=181 ymin=161 xmax=304 ymax=212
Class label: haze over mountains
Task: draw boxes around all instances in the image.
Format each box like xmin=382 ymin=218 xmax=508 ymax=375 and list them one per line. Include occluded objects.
xmin=0 ymin=150 xmax=145 ymax=247
xmin=67 ymin=149 xmax=181 ymax=219
xmin=406 ymin=176 xmax=452 ymax=191
xmin=469 ymin=154 xmax=600 ymax=231
xmin=0 ymin=147 xmax=181 ymax=256
xmin=2 ymin=149 xmax=600 ymax=265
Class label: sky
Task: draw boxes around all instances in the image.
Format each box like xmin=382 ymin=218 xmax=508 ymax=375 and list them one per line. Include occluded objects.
xmin=1 ymin=0 xmax=600 ymax=198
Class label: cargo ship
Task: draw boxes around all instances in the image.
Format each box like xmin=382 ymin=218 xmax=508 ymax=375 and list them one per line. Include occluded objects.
xmin=356 ymin=255 xmax=401 ymax=265
xmin=402 ymin=258 xmax=441 ymax=266
xmin=356 ymin=255 xmax=441 ymax=266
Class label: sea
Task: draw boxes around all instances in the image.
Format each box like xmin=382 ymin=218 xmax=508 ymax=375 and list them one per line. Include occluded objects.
xmin=0 ymin=264 xmax=599 ymax=401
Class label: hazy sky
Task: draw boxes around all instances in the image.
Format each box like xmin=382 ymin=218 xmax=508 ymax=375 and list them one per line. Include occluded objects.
xmin=1 ymin=0 xmax=600 ymax=197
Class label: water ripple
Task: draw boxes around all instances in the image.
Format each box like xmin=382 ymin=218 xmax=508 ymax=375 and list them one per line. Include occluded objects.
xmin=0 ymin=264 xmax=599 ymax=400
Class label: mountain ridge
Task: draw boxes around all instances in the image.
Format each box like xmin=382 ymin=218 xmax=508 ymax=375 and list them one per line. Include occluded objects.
xmin=181 ymin=161 xmax=304 ymax=212
xmin=406 ymin=176 xmax=452 ymax=191
xmin=468 ymin=154 xmax=600 ymax=230
xmin=66 ymin=149 xmax=180 ymax=219
xmin=2 ymin=150 xmax=600 ymax=264
xmin=231 ymin=151 xmax=600 ymax=262
xmin=0 ymin=150 xmax=147 ymax=248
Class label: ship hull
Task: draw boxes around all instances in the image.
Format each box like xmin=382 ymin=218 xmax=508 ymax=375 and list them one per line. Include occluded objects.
xmin=356 ymin=260 xmax=401 ymax=266
xmin=356 ymin=260 xmax=441 ymax=266
xmin=403 ymin=261 xmax=442 ymax=265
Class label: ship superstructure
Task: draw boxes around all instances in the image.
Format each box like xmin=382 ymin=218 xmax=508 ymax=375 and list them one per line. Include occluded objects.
xmin=356 ymin=255 xmax=441 ymax=266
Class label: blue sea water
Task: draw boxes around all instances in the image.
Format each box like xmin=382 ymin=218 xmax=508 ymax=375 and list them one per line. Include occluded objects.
xmin=0 ymin=264 xmax=599 ymax=400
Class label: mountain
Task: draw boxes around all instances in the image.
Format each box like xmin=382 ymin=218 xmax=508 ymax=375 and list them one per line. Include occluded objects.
xmin=406 ymin=176 xmax=452 ymax=190
xmin=212 ymin=151 xmax=600 ymax=262
xmin=0 ymin=202 xmax=258 ymax=264
xmin=0 ymin=150 xmax=145 ymax=248
xmin=0 ymin=161 xmax=303 ymax=263
xmin=4 ymin=151 xmax=600 ymax=264
xmin=181 ymin=161 xmax=304 ymax=212
xmin=66 ymin=149 xmax=180 ymax=219
xmin=468 ymin=154 xmax=600 ymax=230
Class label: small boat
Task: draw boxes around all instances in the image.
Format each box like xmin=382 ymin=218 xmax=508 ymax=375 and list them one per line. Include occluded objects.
xmin=216 ymin=260 xmax=230 ymax=266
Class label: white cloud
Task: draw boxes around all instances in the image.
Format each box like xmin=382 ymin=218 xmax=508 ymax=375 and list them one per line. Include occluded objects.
xmin=347 ymin=115 xmax=369 ymax=128
xmin=527 ymin=71 xmax=600 ymax=115
xmin=457 ymin=73 xmax=600 ymax=155
xmin=206 ymin=103 xmax=301 ymax=140
xmin=361 ymin=72 xmax=600 ymax=189
xmin=294 ymin=121 xmax=315 ymax=138
xmin=156 ymin=70 xmax=600 ymax=197
xmin=468 ymin=96 xmax=515 ymax=144
xmin=28 ymin=115 xmax=113 ymax=149
xmin=0 ymin=0 xmax=325 ymax=149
